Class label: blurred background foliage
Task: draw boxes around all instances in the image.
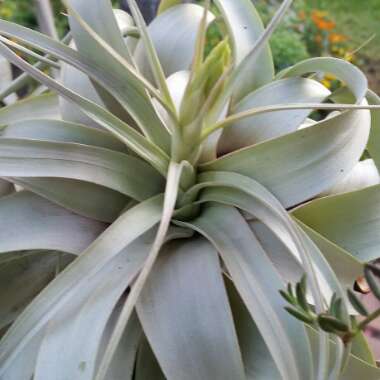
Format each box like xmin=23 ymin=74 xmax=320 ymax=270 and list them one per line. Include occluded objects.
xmin=0 ymin=0 xmax=379 ymax=91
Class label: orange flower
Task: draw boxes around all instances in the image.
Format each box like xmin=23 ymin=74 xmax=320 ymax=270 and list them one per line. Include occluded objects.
xmin=329 ymin=33 xmax=347 ymax=44
xmin=311 ymin=10 xmax=336 ymax=31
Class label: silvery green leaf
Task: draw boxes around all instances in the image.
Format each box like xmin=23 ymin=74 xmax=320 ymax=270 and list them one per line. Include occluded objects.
xmin=293 ymin=184 xmax=380 ymax=262
xmin=137 ymin=237 xmax=246 ymax=380
xmin=0 ymin=191 xmax=106 ymax=254
xmin=96 ymin=162 xmax=184 ymax=380
xmin=133 ymin=4 xmax=215 ymax=81
xmin=366 ymin=90 xmax=380 ymax=171
xmin=0 ymin=93 xmax=59 ymax=124
xmin=1 ymin=119 xmax=126 ymax=152
xmin=296 ymin=221 xmax=363 ymax=290
xmin=0 ymin=253 xmax=72 ymax=330
xmin=0 ymin=195 xmax=163 ymax=375
xmin=0 ymin=19 xmax=171 ymax=152
xmin=0 ymin=41 xmax=170 ymax=175
xmin=33 ymin=233 xmax=154 ymax=380
xmin=0 ymin=138 xmax=164 ymax=201
xmin=0 ymin=54 xmax=17 ymax=105
xmin=179 ymin=204 xmax=312 ymax=380
xmin=278 ymin=57 xmax=367 ymax=103
xmin=218 ymin=78 xmax=330 ymax=153
xmin=320 ymin=159 xmax=380 ymax=196
xmin=227 ymin=280 xmax=282 ymax=380
xmin=11 ymin=178 xmax=128 ymax=223
xmin=214 ymin=0 xmax=274 ymax=99
xmin=201 ymin=106 xmax=370 ymax=208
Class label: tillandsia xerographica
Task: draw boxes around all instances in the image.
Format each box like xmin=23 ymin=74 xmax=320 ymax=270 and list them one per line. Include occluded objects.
xmin=1 ymin=0 xmax=380 ymax=379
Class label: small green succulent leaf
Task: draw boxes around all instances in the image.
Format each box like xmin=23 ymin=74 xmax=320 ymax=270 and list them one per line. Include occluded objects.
xmin=364 ymin=266 xmax=380 ymax=301
xmin=317 ymin=315 xmax=349 ymax=333
xmin=285 ymin=307 xmax=314 ymax=325
xmin=347 ymin=290 xmax=369 ymax=317
xmin=137 ymin=237 xmax=246 ymax=380
xmin=0 ymin=191 xmax=106 ymax=255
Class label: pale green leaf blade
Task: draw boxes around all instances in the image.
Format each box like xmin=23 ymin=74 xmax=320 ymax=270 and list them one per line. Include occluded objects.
xmin=0 ymin=41 xmax=170 ymax=175
xmin=293 ymin=184 xmax=380 ymax=262
xmin=366 ymin=90 xmax=380 ymax=171
xmin=278 ymin=57 xmax=367 ymax=103
xmin=0 ymin=191 xmax=106 ymax=254
xmin=0 ymin=195 xmax=163 ymax=375
xmin=1 ymin=119 xmax=127 ymax=152
xmin=0 ymin=253 xmax=72 ymax=330
xmin=214 ymin=0 xmax=274 ymax=97
xmin=136 ymin=237 xmax=246 ymax=380
xmin=10 ymin=178 xmax=128 ymax=223
xmin=0 ymin=138 xmax=164 ymax=201
xmin=33 ymin=234 xmax=152 ymax=380
xmin=133 ymin=4 xmax=215 ymax=80
xmin=0 ymin=19 xmax=171 ymax=152
xmin=179 ymin=204 xmax=312 ymax=380
xmin=95 ymin=161 xmax=184 ymax=380
xmin=0 ymin=54 xmax=17 ymax=105
xmin=201 ymin=106 xmax=371 ymax=208
xmin=227 ymin=280 xmax=282 ymax=380
xmin=0 ymin=93 xmax=59 ymax=124
xmin=219 ymin=77 xmax=330 ymax=153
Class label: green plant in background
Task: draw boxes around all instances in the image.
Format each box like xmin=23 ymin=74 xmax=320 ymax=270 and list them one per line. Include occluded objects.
xmin=1 ymin=0 xmax=380 ymax=379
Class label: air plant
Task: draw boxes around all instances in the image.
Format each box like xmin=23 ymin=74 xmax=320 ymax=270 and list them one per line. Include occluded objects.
xmin=0 ymin=0 xmax=380 ymax=379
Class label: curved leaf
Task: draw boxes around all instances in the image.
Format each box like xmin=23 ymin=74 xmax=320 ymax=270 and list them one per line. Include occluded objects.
xmin=0 ymin=194 xmax=163 ymax=375
xmin=366 ymin=90 xmax=380 ymax=171
xmin=227 ymin=280 xmax=282 ymax=380
xmin=178 ymin=204 xmax=313 ymax=380
xmin=133 ymin=4 xmax=214 ymax=81
xmin=0 ymin=191 xmax=106 ymax=254
xmin=0 ymin=93 xmax=59 ymax=124
xmin=293 ymin=184 xmax=380 ymax=262
xmin=33 ymin=233 xmax=153 ymax=380
xmin=214 ymin=0 xmax=274 ymax=99
xmin=1 ymin=119 xmax=127 ymax=152
xmin=218 ymin=77 xmax=330 ymax=153
xmin=0 ymin=252 xmax=72 ymax=330
xmin=0 ymin=138 xmax=164 ymax=201
xmin=10 ymin=177 xmax=128 ymax=223
xmin=137 ymin=237 xmax=245 ymax=380
xmin=201 ymin=106 xmax=371 ymax=208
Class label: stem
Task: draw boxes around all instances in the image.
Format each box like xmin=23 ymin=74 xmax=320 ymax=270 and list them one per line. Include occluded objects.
xmin=202 ymin=103 xmax=380 ymax=141
xmin=34 ymin=0 xmax=58 ymax=40
xmin=357 ymin=308 xmax=380 ymax=331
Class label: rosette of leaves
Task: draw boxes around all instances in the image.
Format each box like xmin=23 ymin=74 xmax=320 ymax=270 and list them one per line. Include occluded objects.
xmin=1 ymin=0 xmax=380 ymax=379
